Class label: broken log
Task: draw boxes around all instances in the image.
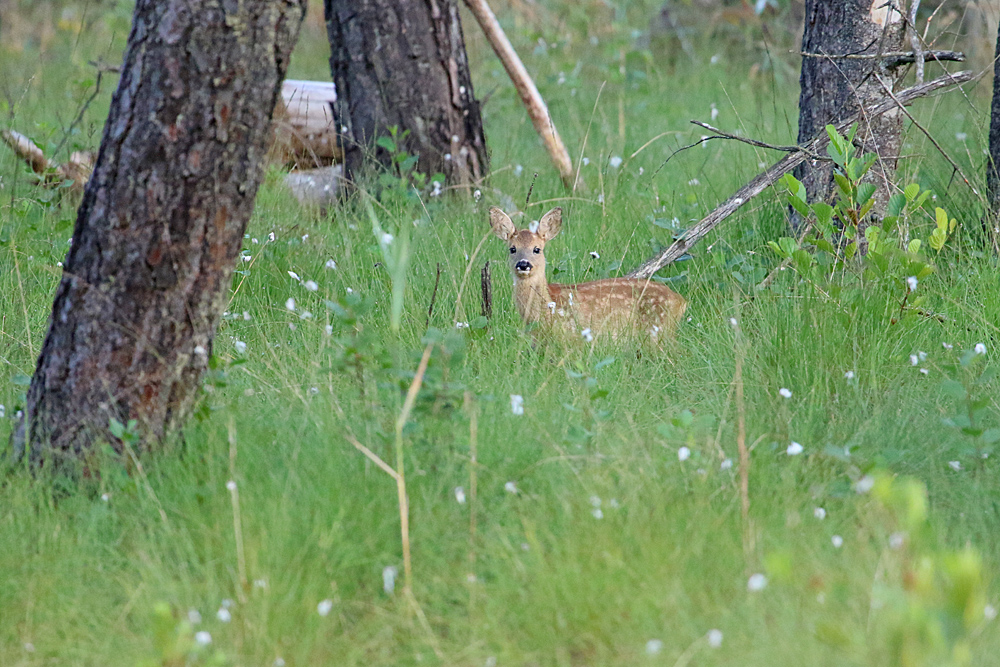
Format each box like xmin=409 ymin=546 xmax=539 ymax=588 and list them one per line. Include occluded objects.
xmin=627 ymin=70 xmax=973 ymax=280
xmin=0 ymin=129 xmax=95 ymax=193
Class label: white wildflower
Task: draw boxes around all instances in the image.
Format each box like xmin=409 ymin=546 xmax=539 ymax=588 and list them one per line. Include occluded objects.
xmin=514 ymin=164 xmax=523 ymax=177
xmin=920 ymin=368 xmax=929 ymax=375
xmin=645 ymin=639 xmax=664 ymax=656
xmin=609 ymin=156 xmax=622 ymax=169
xmin=0 ymin=405 xmax=4 ymax=418
xmin=285 ymin=297 xmax=296 ymax=312
xmin=943 ymin=342 xmax=953 ymax=350
xmin=707 ymin=629 xmax=723 ymax=648
xmin=814 ymin=507 xmax=826 ymax=520
xmin=474 ymin=189 xmax=482 ymax=201
xmin=317 ymin=599 xmax=333 ymax=616
xmin=299 ymin=310 xmax=313 ymax=320
xmin=729 ymin=317 xmax=738 ymax=328
xmin=225 ymin=480 xmax=237 ymax=491
xmin=910 ymin=354 xmax=919 ymax=366
xmin=906 ymin=276 xmax=918 ymax=291
xmin=975 ymin=343 xmax=987 ymax=355
xmin=985 ymin=605 xmax=997 ymax=621
xmin=454 ymin=487 xmax=466 ymax=504
xmin=325 ymin=259 xmax=337 ymax=270
xmin=101 ymin=493 xmax=110 ymax=502
xmin=956 ymin=132 xmax=968 ymax=141
xmin=455 ymin=321 xmax=469 ymax=329
xmin=195 ymin=631 xmax=212 ymax=646
xmin=638 ymin=167 xmax=644 ymax=175
xmin=720 ymin=458 xmax=733 ymax=470
xmin=678 ymin=446 xmax=691 ymax=462
xmin=187 ymin=609 xmax=202 ymax=624
xmin=194 ymin=345 xmax=207 ymax=357
xmin=304 ymin=280 xmax=318 ymax=292
xmin=325 ymin=324 xmax=333 ymax=335
xmin=216 ymin=608 xmax=232 ymax=623
xmin=504 ymin=481 xmax=518 ymax=494
xmin=831 ymin=535 xmax=844 ymax=548
xmin=592 ymin=508 xmax=603 ymax=519
xmin=845 ymin=370 xmax=855 ymax=380
xmin=268 ymin=232 xmax=275 ymax=242
xmin=582 ymin=157 xmax=590 ymax=166
xmin=581 ymin=328 xmax=593 ymax=342
xmin=234 ymin=340 xmax=247 ymax=354
xmin=688 ymin=178 xmax=700 ymax=186
xmin=380 ymin=233 xmax=394 ymax=246
xmin=918 ymin=351 xmax=927 ymax=361
xmin=383 ymin=566 xmax=397 ymax=594
xmin=787 ymin=441 xmax=803 ymax=456
xmin=855 ymin=476 xmax=875 ymax=494
xmin=779 ymin=387 xmax=792 ymax=399
xmin=949 ymin=460 xmax=962 ymax=471
xmin=510 ymin=394 xmax=524 ymax=416
xmin=287 ymin=270 xmax=301 ymax=282
xmin=889 ymin=532 xmax=905 ymax=549
xmin=747 ymin=573 xmax=768 ymax=591
xmin=589 ymin=495 xmax=601 ymax=507
xmin=254 ymin=579 xmax=268 ymax=589
xmin=597 ymin=193 xmax=604 ymax=204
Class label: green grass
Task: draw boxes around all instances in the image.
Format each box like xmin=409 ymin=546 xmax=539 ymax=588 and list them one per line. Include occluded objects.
xmin=2 ymin=3 xmax=1000 ymax=665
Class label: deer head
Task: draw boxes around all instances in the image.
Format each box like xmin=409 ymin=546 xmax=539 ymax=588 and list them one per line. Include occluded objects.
xmin=489 ymin=206 xmax=562 ymax=286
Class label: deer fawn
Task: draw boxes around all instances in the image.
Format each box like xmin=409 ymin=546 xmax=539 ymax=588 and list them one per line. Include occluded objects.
xmin=489 ymin=206 xmax=686 ymax=343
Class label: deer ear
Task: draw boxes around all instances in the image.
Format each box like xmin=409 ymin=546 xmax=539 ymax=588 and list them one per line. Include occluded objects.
xmin=489 ymin=207 xmax=516 ymax=240
xmin=537 ymin=207 xmax=562 ymax=241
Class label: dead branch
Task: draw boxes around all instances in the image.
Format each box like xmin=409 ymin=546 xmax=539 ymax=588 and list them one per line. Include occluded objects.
xmin=480 ymin=261 xmax=493 ymax=319
xmin=690 ymin=121 xmax=826 ymax=160
xmin=462 ymin=0 xmax=574 ymax=189
xmin=798 ymin=49 xmax=964 ymax=67
xmin=1 ymin=128 xmax=95 ymax=193
xmin=627 ymin=70 xmax=974 ymax=280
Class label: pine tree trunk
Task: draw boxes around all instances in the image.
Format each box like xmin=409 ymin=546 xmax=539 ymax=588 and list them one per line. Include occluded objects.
xmin=325 ymin=0 xmax=488 ymax=188
xmin=14 ymin=0 xmax=305 ymax=465
xmin=987 ymin=18 xmax=1000 ymax=220
xmin=795 ymin=0 xmax=908 ymax=223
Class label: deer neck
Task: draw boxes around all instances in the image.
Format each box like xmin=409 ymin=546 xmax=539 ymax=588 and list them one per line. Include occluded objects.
xmin=513 ymin=272 xmax=553 ymax=324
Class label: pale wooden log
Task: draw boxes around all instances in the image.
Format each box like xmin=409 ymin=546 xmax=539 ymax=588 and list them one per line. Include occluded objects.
xmin=273 ymin=79 xmax=341 ymax=167
xmin=462 ymin=0 xmax=574 ymax=189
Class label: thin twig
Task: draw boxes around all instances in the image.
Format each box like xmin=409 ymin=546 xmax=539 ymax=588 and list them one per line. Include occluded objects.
xmin=525 ymin=171 xmax=538 ymax=208
xmin=52 ymin=62 xmax=108 ymax=160
xmin=690 ymin=120 xmax=825 ymax=160
xmin=628 ymin=70 xmax=973 ymax=279
xmin=907 ymin=0 xmax=925 ymax=83
xmin=873 ymin=74 xmax=978 ymax=196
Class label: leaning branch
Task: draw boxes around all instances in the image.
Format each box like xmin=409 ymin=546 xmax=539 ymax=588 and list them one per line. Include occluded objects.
xmin=463 ymin=0 xmax=575 ymax=189
xmin=627 ymin=70 xmax=973 ymax=280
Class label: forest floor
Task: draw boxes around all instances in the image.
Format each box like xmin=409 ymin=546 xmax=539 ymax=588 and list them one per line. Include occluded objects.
xmin=1 ymin=3 xmax=999 ymax=666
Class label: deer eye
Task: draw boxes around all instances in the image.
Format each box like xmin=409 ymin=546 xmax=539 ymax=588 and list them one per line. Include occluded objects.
xmin=509 ymin=247 xmax=516 ymax=254
xmin=533 ymin=247 xmax=541 ymax=254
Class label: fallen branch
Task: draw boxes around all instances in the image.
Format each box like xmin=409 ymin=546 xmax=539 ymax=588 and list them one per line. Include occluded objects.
xmin=627 ymin=70 xmax=973 ymax=280
xmin=463 ymin=0 xmax=574 ymax=189
xmin=690 ymin=121 xmax=825 ymax=160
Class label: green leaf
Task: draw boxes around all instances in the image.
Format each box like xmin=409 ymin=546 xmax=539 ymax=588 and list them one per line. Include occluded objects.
xmin=939 ymin=380 xmax=967 ymax=400
xmin=594 ymin=356 xmax=617 ymax=371
xmin=109 ymin=418 xmax=125 ymax=439
xmin=904 ymin=183 xmax=920 ymax=201
xmin=811 ymin=202 xmax=834 ymax=228
xmin=887 ymin=192 xmax=907 ymax=217
xmin=375 ymin=136 xmax=397 ymax=152
xmin=906 ymin=239 xmax=922 ymax=255
xmin=982 ymin=428 xmax=1000 ymax=444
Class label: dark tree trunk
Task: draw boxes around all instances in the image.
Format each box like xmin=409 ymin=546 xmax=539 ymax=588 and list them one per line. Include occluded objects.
xmin=14 ymin=0 xmax=305 ymax=465
xmin=325 ymin=0 xmax=488 ymax=188
xmin=795 ymin=1 xmax=908 ymax=222
xmin=988 ymin=18 xmax=1000 ymax=219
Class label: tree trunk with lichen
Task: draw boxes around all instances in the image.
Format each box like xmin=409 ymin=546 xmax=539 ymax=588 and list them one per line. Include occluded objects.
xmin=325 ymin=0 xmax=488 ymax=188
xmin=13 ymin=0 xmax=305 ymax=466
xmin=795 ymin=0 xmax=909 ymax=225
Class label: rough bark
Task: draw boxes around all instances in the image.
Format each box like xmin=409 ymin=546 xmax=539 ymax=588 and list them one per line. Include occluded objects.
xmin=988 ymin=17 xmax=1000 ymax=218
xmin=325 ymin=0 xmax=488 ymax=188
xmin=14 ymin=0 xmax=306 ymax=465
xmin=795 ymin=0 xmax=909 ymax=223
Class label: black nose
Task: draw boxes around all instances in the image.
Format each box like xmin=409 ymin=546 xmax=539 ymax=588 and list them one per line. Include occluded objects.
xmin=515 ymin=260 xmax=532 ymax=272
